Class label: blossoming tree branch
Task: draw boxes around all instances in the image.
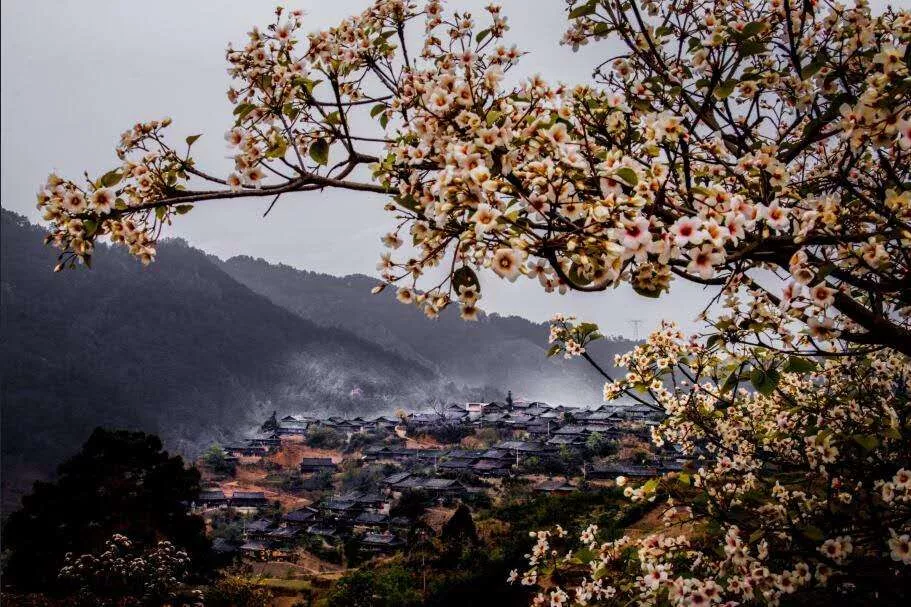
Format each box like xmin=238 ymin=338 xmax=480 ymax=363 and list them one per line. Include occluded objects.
xmin=37 ymin=0 xmax=909 ymax=604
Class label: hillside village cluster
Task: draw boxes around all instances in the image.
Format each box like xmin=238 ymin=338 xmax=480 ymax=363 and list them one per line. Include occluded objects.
xmin=194 ymin=396 xmax=684 ymax=566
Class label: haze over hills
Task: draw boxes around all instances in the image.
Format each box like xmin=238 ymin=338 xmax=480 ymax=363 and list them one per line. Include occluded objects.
xmin=220 ymin=256 xmax=636 ymax=405
xmin=1 ymin=209 xmax=634 ymax=509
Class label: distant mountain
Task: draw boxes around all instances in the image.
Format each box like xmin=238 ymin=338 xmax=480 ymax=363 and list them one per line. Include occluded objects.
xmin=0 ymin=210 xmax=442 ymax=510
xmin=219 ymin=257 xmax=636 ymax=406
xmin=1 ymin=209 xmax=636 ymax=511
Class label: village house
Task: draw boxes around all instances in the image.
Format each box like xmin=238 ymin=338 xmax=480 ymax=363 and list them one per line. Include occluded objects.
xmin=381 ymin=471 xmax=412 ymax=489
xmin=319 ymin=498 xmax=361 ymax=522
xmin=283 ymin=506 xmax=318 ymax=525
xmin=390 ymin=476 xmax=468 ymax=502
xmin=240 ymin=540 xmax=269 ymax=560
xmin=358 ymin=532 xmax=404 ymax=554
xmin=307 ymin=523 xmax=340 ymax=542
xmin=471 ymin=458 xmax=512 ymax=476
xmin=587 ymin=462 xmax=658 ymax=479
xmin=495 ymin=440 xmax=553 ymax=462
xmin=274 ymin=419 xmax=310 ymax=437
xmin=248 ymin=435 xmax=282 ymax=448
xmin=194 ymin=489 xmax=228 ymax=510
xmin=299 ymin=457 xmax=337 ymax=474
xmin=225 ymin=443 xmax=269 ymax=464
xmin=354 ymin=511 xmax=389 ymax=533
xmin=230 ymin=491 xmax=269 ymax=513
xmin=533 ymin=479 xmax=577 ymax=494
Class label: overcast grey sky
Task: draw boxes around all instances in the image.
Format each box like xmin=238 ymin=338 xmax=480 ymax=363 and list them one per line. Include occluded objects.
xmin=0 ymin=0 xmax=722 ymax=336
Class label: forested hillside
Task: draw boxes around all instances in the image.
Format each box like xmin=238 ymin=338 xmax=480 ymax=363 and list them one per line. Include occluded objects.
xmin=0 ymin=210 xmax=439 ymax=509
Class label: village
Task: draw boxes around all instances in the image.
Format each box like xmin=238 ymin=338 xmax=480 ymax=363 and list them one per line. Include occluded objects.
xmin=193 ymin=393 xmax=686 ymax=584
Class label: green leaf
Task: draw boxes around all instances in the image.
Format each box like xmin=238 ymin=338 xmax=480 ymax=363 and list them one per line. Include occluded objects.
xmin=720 ymin=371 xmax=740 ymax=394
xmin=155 ymin=206 xmax=166 ymax=220
xmin=185 ymin=134 xmax=202 ymax=146
xmin=784 ymin=356 xmax=817 ymax=373
xmin=614 ymin=167 xmax=638 ymax=186
xmin=309 ymin=138 xmax=329 ymax=165
xmin=574 ymin=546 xmax=596 ymax=564
xmin=740 ymin=21 xmax=767 ymax=38
xmin=546 ymin=345 xmax=561 ymax=358
xmin=99 ymin=170 xmax=122 ymax=188
xmin=452 ymin=265 xmax=480 ymax=292
xmin=632 ymin=282 xmax=663 ymax=298
xmin=740 ymin=40 xmax=767 ymax=56
xmin=475 ymin=28 xmax=491 ymax=44
xmin=715 ymin=79 xmax=737 ymax=99
xmin=485 ymin=110 xmax=502 ymax=126
xmin=175 ymin=204 xmax=194 ymax=215
xmin=232 ymin=103 xmax=256 ymax=119
xmin=800 ymin=525 xmax=824 ymax=541
xmin=750 ymin=367 xmax=779 ymax=396
xmin=852 ymin=434 xmax=878 ymax=451
xmin=282 ymin=103 xmax=299 ymax=120
xmin=800 ymin=64 xmax=820 ymax=79
xmin=370 ymin=103 xmax=386 ymax=118
xmin=568 ymin=1 xmax=597 ymax=19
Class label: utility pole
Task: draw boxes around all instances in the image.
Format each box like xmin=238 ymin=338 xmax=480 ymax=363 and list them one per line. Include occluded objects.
xmin=628 ymin=319 xmax=643 ymax=340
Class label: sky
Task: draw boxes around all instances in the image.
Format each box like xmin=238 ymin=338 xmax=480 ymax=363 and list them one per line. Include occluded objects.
xmin=0 ymin=0 xmax=723 ymax=337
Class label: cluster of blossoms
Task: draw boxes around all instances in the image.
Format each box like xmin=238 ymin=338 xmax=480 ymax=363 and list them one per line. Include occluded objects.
xmin=534 ymin=317 xmax=911 ymax=604
xmin=58 ymin=534 xmax=198 ymax=605
xmin=37 ymin=0 xmax=910 ymax=354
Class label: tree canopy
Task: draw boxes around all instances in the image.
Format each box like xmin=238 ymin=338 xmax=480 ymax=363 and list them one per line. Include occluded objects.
xmin=3 ymin=428 xmax=209 ymax=591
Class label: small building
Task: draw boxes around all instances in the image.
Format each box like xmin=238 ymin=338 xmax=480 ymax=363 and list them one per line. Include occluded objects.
xmin=480 ymin=449 xmax=510 ymax=460
xmin=300 ymin=457 xmax=337 ymax=474
xmin=547 ymin=435 xmax=583 ymax=447
xmin=382 ymin=471 xmax=412 ymax=488
xmin=354 ymin=511 xmax=389 ymax=532
xmin=472 ymin=459 xmax=512 ymax=476
xmin=410 ymin=477 xmax=467 ymax=497
xmin=320 ymin=499 xmax=361 ymax=521
xmin=195 ymin=489 xmax=228 ymax=510
xmin=307 ymin=523 xmax=339 ymax=540
xmin=533 ymin=479 xmax=576 ymax=494
xmin=266 ymin=526 xmax=303 ymax=544
xmin=359 ymin=532 xmax=404 ymax=553
xmin=230 ymin=491 xmax=269 ymax=512
xmin=244 ymin=518 xmax=275 ymax=538
xmin=225 ymin=444 xmax=269 ymax=463
xmin=211 ymin=538 xmax=240 ymax=558
xmin=588 ymin=462 xmax=658 ymax=479
xmin=438 ymin=459 xmax=475 ymax=473
xmin=283 ymin=507 xmax=318 ymax=525
xmin=240 ymin=540 xmax=269 ymax=560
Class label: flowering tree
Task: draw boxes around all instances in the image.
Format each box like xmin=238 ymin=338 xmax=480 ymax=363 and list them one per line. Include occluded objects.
xmin=35 ymin=0 xmax=910 ymax=604
xmin=58 ymin=534 xmax=197 ymax=606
